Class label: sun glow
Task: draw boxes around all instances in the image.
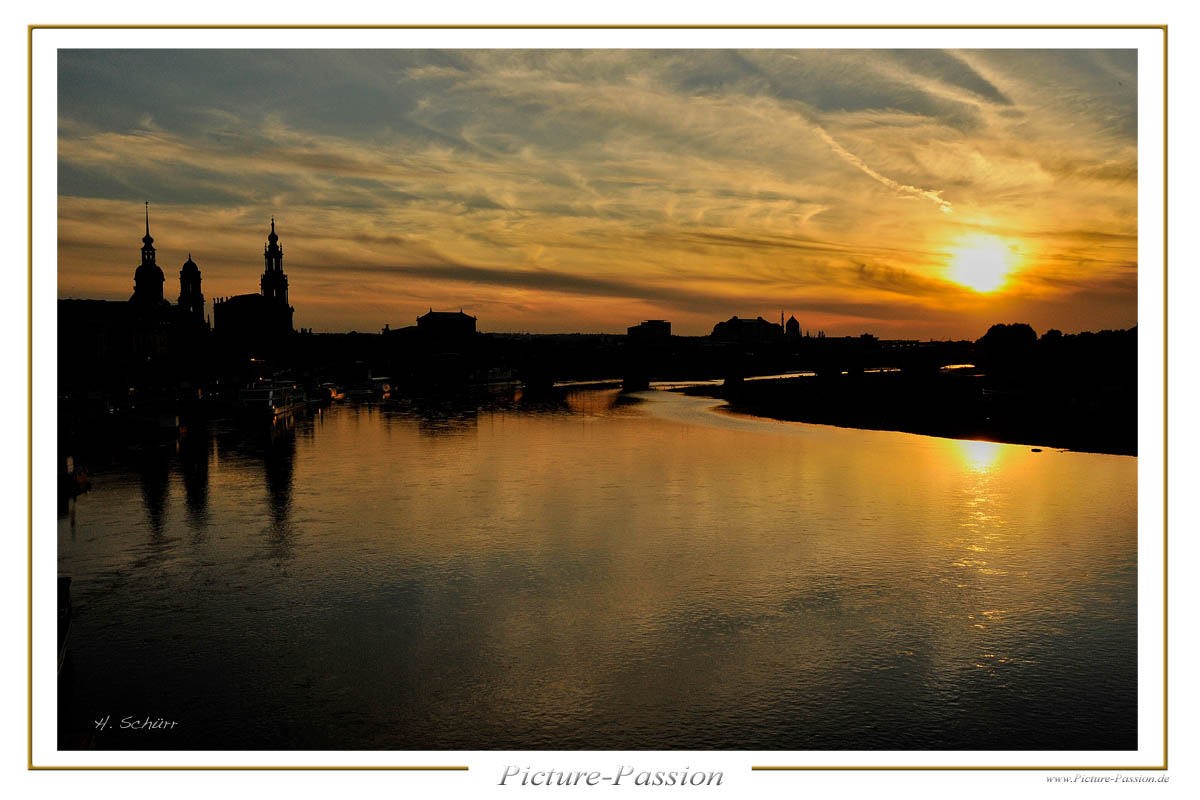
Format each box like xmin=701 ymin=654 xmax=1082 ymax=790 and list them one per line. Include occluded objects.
xmin=954 ymin=439 xmax=1006 ymax=473
xmin=946 ymin=234 xmax=1020 ymax=293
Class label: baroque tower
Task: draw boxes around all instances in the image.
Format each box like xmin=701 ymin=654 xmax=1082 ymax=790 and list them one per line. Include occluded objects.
xmin=130 ymin=201 xmax=166 ymax=306
xmin=260 ymin=218 xmax=294 ymax=335
xmin=178 ymin=253 xmax=205 ymax=322
xmin=261 ymin=217 xmax=289 ymax=306
xmin=212 ymin=217 xmax=295 ymax=346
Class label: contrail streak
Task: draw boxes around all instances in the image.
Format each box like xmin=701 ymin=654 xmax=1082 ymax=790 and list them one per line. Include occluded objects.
xmin=813 ymin=126 xmax=953 ymax=213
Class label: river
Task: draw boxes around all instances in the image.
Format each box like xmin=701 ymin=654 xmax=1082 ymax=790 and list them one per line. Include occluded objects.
xmin=57 ymin=387 xmax=1137 ymax=750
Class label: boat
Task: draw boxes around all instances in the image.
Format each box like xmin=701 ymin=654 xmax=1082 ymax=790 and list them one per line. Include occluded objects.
xmin=310 ymin=382 xmax=346 ymax=402
xmin=305 ymin=384 xmax=334 ymax=409
xmin=238 ymin=383 xmax=306 ymax=422
xmin=344 ymin=376 xmax=392 ymax=401
xmin=371 ymin=376 xmax=393 ymax=397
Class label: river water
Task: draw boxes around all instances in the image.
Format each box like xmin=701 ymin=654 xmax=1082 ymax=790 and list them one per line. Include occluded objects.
xmin=57 ymin=387 xmax=1137 ymax=750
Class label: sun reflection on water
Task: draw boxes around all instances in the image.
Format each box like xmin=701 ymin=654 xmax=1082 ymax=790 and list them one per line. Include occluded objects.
xmin=941 ymin=438 xmax=1016 ymax=591
xmin=953 ymin=439 xmax=1006 ymax=473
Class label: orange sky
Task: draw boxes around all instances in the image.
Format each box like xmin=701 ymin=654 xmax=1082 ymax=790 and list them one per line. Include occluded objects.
xmin=57 ymin=49 xmax=1137 ymax=338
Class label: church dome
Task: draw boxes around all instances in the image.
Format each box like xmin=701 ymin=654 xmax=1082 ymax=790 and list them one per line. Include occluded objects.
xmin=135 ymin=262 xmax=164 ymax=283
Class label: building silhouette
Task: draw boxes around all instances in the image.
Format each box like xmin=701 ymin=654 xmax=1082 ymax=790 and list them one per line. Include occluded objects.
xmin=711 ymin=315 xmax=784 ymax=344
xmin=416 ymin=309 xmax=476 ymax=338
xmin=380 ymin=309 xmax=480 ymax=379
xmin=178 ymin=253 xmax=205 ymax=323
xmin=213 ymin=218 xmax=295 ymax=345
xmin=62 ymin=205 xmax=209 ymax=360
xmin=59 ymin=206 xmax=212 ymax=411
xmin=260 ymin=217 xmax=290 ymax=309
xmin=785 ymin=315 xmax=801 ymax=339
xmin=130 ymin=202 xmax=169 ymax=308
xmin=627 ymin=319 xmax=671 ymax=344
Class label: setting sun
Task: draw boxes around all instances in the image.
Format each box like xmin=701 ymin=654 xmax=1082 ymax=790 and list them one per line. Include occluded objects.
xmin=55 ymin=49 xmax=1137 ymax=338
xmin=947 ymin=235 xmax=1021 ymax=293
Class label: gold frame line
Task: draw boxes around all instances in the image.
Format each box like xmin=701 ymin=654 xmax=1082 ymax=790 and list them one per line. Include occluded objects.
xmin=30 ymin=23 xmax=1171 ymax=777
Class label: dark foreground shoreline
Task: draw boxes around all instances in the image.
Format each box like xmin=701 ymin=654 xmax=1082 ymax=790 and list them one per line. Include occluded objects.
xmin=674 ymin=372 xmax=1136 ymax=457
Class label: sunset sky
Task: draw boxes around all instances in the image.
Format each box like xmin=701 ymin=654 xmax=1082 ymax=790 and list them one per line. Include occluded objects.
xmin=56 ymin=49 xmax=1138 ymax=337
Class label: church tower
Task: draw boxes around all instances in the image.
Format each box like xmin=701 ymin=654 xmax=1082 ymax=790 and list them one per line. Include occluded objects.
xmin=259 ymin=217 xmax=294 ymax=335
xmin=178 ymin=253 xmax=204 ymax=322
xmin=130 ymin=202 xmax=166 ymax=306
xmin=261 ymin=217 xmax=289 ymax=305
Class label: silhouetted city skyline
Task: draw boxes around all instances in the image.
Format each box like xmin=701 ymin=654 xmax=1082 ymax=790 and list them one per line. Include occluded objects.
xmin=56 ymin=208 xmax=1137 ymax=460
xmin=57 ymin=49 xmax=1137 ymax=339
xmin=59 ymin=208 xmax=1135 ymax=346
xmin=48 ymin=36 xmax=1148 ymax=763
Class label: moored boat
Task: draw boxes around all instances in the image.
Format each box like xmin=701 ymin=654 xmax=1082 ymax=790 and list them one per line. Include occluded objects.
xmin=238 ymin=383 xmax=306 ymax=422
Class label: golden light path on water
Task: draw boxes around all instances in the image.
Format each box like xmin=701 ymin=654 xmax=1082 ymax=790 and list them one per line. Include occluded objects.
xmin=57 ymin=388 xmax=1136 ymax=750
xmin=954 ymin=439 xmax=1008 ymax=473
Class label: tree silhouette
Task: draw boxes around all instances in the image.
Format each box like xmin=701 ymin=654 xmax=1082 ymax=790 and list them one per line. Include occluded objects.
xmin=976 ymin=322 xmax=1037 ymax=378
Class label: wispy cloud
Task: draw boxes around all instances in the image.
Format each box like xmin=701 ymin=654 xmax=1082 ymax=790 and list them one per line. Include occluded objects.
xmin=56 ymin=48 xmax=1137 ymax=338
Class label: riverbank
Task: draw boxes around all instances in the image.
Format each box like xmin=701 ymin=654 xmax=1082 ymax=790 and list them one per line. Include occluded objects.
xmin=673 ymin=371 xmax=1136 ymax=456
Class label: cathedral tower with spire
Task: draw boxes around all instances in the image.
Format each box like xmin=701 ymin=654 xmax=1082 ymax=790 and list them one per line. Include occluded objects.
xmin=259 ymin=218 xmax=294 ymax=333
xmin=130 ymin=202 xmax=168 ymax=307
xmin=212 ymin=217 xmax=295 ymax=349
xmin=260 ymin=217 xmax=289 ymax=306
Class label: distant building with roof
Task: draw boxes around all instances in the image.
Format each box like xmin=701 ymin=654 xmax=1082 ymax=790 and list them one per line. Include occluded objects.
xmin=627 ymin=319 xmax=671 ymax=344
xmin=416 ymin=309 xmax=477 ymax=339
xmin=785 ymin=314 xmax=801 ymax=339
xmin=710 ymin=315 xmax=784 ymax=344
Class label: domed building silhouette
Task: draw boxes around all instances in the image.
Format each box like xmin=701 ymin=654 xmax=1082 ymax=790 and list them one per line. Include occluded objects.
xmin=178 ymin=253 xmax=205 ymax=323
xmin=58 ymin=203 xmax=211 ymax=392
xmin=130 ymin=202 xmax=169 ymax=308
